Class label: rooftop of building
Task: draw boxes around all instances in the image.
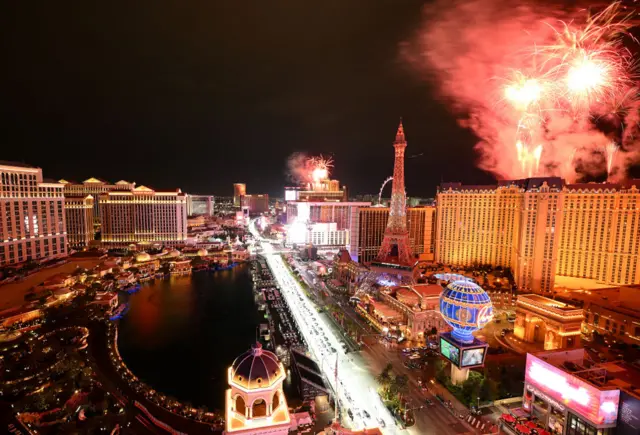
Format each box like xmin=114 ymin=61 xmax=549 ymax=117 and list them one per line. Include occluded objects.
xmin=440 ymin=178 xmax=640 ymax=193
xmin=391 ymin=284 xmax=442 ymax=309
xmin=532 ymin=348 xmax=640 ymax=398
xmin=369 ymin=299 xmax=403 ymax=320
xmin=291 ymin=348 xmax=321 ymax=375
xmin=230 ymin=342 xmax=284 ymax=390
xmin=559 ymin=285 xmax=640 ymax=318
xmin=69 ymin=251 xmax=107 ymax=260
xmin=0 ymin=160 xmax=37 ymax=169
xmin=518 ymin=293 xmax=584 ymax=315
xmin=41 ymin=178 xmax=62 ymax=184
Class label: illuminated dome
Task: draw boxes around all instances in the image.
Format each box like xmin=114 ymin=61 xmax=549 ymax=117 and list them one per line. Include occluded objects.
xmin=166 ymin=249 xmax=181 ymax=258
xmin=197 ymin=248 xmax=208 ymax=257
xmin=439 ymin=280 xmax=493 ymax=344
xmin=135 ymin=252 xmax=151 ymax=263
xmin=230 ymin=342 xmax=283 ymax=390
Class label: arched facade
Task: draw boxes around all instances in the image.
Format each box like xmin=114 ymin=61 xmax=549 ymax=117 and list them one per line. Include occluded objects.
xmin=514 ymin=294 xmax=583 ymax=351
xmin=225 ymin=343 xmax=291 ymax=434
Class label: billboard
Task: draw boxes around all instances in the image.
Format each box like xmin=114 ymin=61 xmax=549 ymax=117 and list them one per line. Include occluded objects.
xmin=461 ymin=347 xmax=487 ymax=368
xmin=285 ymin=189 xmax=298 ymax=201
xmin=525 ymin=354 xmax=620 ymax=425
xmin=440 ymin=336 xmax=460 ymax=366
xmin=617 ymin=391 xmax=640 ymax=435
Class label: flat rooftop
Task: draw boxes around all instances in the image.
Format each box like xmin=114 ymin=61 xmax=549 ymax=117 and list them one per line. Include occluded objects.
xmin=557 ymin=285 xmax=640 ymax=318
xmin=519 ymin=294 xmax=583 ymax=313
xmin=533 ymin=348 xmax=640 ymax=398
xmin=369 ymin=299 xmax=403 ymax=320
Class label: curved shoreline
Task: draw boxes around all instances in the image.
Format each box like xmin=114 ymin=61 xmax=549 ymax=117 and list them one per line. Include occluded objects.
xmin=108 ymin=323 xmax=223 ymax=429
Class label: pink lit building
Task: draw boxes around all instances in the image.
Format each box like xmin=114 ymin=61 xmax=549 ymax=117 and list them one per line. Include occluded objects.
xmin=522 ymin=349 xmax=640 ymax=434
xmin=0 ymin=162 xmax=67 ymax=265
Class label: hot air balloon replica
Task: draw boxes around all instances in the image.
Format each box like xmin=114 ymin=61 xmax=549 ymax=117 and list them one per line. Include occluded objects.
xmin=439 ymin=280 xmax=494 ymax=385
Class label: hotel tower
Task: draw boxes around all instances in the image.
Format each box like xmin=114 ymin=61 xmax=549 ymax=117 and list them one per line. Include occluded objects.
xmin=0 ymin=162 xmax=67 ymax=265
xmin=436 ymin=178 xmax=640 ymax=293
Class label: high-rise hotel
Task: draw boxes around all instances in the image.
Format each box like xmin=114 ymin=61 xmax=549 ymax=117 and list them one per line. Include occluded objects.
xmin=64 ymin=195 xmax=94 ymax=249
xmin=60 ymin=178 xmax=136 ymax=226
xmin=100 ymin=185 xmax=188 ymax=247
xmin=358 ymin=206 xmax=436 ymax=264
xmin=435 ymin=178 xmax=640 ymax=293
xmin=0 ymin=162 xmax=67 ymax=265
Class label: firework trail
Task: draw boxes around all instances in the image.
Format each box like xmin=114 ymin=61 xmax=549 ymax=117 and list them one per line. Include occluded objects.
xmin=605 ymin=141 xmax=619 ymax=179
xmin=403 ymin=0 xmax=640 ymax=181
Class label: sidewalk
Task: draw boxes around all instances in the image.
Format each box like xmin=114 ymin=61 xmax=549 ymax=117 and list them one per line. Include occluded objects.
xmin=429 ymin=380 xmax=500 ymax=434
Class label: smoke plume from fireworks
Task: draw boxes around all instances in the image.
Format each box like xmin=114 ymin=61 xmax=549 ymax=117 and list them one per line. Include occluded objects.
xmin=286 ymin=153 xmax=334 ymax=184
xmin=403 ymin=0 xmax=640 ymax=181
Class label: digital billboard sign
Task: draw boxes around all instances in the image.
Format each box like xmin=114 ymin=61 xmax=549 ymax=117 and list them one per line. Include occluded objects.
xmin=617 ymin=391 xmax=640 ymax=435
xmin=285 ymin=190 xmax=298 ymax=201
xmin=440 ymin=336 xmax=460 ymax=366
xmin=461 ymin=347 xmax=486 ymax=368
xmin=525 ymin=354 xmax=620 ymax=425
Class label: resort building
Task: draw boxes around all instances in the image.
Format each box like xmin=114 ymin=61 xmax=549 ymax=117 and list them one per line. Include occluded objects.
xmin=0 ymin=161 xmax=67 ymax=265
xmin=241 ymin=194 xmax=269 ymax=215
xmin=64 ymin=195 xmax=95 ymax=249
xmin=99 ymin=186 xmax=187 ymax=247
xmin=436 ymin=178 xmax=640 ymax=293
xmin=233 ymin=183 xmax=246 ymax=207
xmin=358 ymin=283 xmax=450 ymax=341
xmin=569 ymin=285 xmax=640 ymax=346
xmin=285 ymin=201 xmax=370 ymax=256
xmin=60 ymin=178 xmax=135 ymax=226
xmin=186 ymin=194 xmax=214 ymax=216
xmin=357 ymin=206 xmax=435 ymax=264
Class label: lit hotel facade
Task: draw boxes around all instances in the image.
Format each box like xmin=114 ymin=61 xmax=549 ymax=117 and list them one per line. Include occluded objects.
xmin=60 ymin=178 xmax=136 ymax=226
xmin=64 ymin=195 xmax=95 ymax=249
xmin=0 ymin=162 xmax=67 ymax=265
xmin=358 ymin=206 xmax=436 ymax=264
xmin=436 ymin=178 xmax=640 ymax=293
xmin=100 ymin=186 xmax=187 ymax=247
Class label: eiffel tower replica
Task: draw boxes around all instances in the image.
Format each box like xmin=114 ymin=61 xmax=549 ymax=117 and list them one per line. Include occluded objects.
xmin=376 ymin=119 xmax=415 ymax=267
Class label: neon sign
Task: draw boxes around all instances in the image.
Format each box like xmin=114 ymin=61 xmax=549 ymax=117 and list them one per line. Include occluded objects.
xmin=525 ymin=354 xmax=620 ymax=425
xmin=529 ymin=361 xmax=590 ymax=405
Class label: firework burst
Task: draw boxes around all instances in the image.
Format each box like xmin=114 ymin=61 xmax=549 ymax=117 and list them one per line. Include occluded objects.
xmin=406 ymin=0 xmax=640 ymax=182
xmin=501 ymin=1 xmax=638 ymax=178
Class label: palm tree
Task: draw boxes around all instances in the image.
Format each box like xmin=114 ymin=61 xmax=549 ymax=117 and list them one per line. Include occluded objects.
xmin=390 ymin=374 xmax=409 ymax=398
xmin=376 ymin=363 xmax=393 ymax=394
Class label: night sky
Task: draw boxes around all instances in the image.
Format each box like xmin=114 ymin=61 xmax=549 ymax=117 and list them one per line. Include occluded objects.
xmin=1 ymin=1 xmax=503 ymax=198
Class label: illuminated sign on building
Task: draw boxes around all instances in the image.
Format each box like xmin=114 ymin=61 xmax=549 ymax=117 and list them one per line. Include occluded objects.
xmin=440 ymin=336 xmax=460 ymax=366
xmin=526 ymin=385 xmax=566 ymax=412
xmin=525 ymin=354 xmax=620 ymax=425
xmin=461 ymin=347 xmax=486 ymax=368
xmin=285 ymin=190 xmax=298 ymax=201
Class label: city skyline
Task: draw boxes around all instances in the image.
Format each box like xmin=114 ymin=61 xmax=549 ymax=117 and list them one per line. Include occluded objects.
xmin=2 ymin=2 xmax=640 ymax=434
xmin=6 ymin=2 xmax=638 ymax=199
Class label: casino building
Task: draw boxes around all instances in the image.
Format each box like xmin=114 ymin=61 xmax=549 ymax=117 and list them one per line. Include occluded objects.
xmin=523 ymin=348 xmax=640 ymax=435
xmin=435 ymin=178 xmax=640 ymax=294
xmin=99 ymin=186 xmax=188 ymax=247
xmin=0 ymin=162 xmax=67 ymax=265
xmin=225 ymin=342 xmax=291 ymax=434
